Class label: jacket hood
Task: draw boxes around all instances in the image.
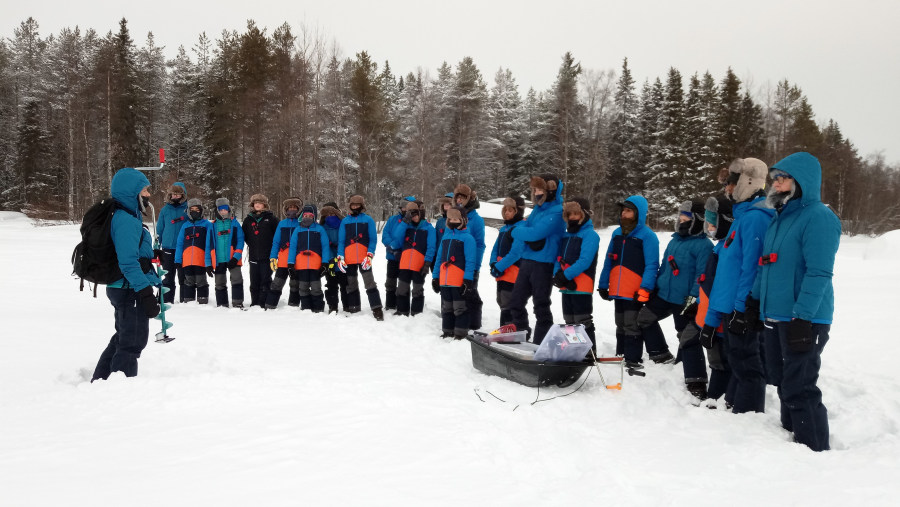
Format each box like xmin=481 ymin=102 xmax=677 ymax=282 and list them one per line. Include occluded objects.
xmin=623 ymin=195 xmax=648 ymax=226
xmin=536 ymin=180 xmax=564 ymax=209
xmin=770 ymin=152 xmax=821 ymax=205
xmin=111 ymin=167 xmax=151 ymax=214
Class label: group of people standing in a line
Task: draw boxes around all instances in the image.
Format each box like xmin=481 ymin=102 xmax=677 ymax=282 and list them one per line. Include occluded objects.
xmin=92 ymin=151 xmax=839 ymax=452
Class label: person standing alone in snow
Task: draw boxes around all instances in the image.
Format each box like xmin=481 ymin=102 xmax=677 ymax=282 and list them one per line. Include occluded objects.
xmin=92 ymin=168 xmax=161 ymax=381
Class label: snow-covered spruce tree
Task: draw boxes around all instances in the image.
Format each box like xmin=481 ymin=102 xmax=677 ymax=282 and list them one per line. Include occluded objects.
xmin=318 ymin=56 xmax=358 ymax=204
xmin=547 ymin=52 xmax=586 ymax=195
xmin=635 ymin=78 xmax=665 ymax=222
xmin=606 ymin=57 xmax=640 ymax=208
xmin=684 ymin=72 xmax=722 ymax=196
xmin=447 ymin=57 xmax=491 ymax=194
xmin=580 ymin=67 xmax=616 ymax=224
xmin=485 ymin=68 xmax=524 ymax=198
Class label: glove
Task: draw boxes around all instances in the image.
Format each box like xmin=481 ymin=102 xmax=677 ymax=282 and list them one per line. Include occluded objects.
xmin=336 ymin=256 xmax=347 ymax=274
xmin=206 ymin=266 xmax=215 ymax=277
xmin=634 ymin=288 xmax=651 ymax=303
xmin=326 ymin=258 xmax=338 ymax=277
xmin=287 ymin=263 xmax=295 ymax=272
xmin=727 ymin=310 xmax=748 ymax=336
xmin=744 ymin=296 xmax=762 ymax=332
xmin=461 ymin=279 xmax=473 ymax=295
xmin=319 ymin=264 xmax=328 ymax=277
xmin=153 ymin=248 xmax=164 ymax=260
xmin=137 ymin=287 xmax=160 ymax=318
xmin=228 ymin=258 xmax=238 ymax=269
xmin=682 ymin=301 xmax=698 ymax=317
xmin=597 ymin=288 xmax=610 ymax=301
xmin=788 ymin=319 xmax=815 ymax=353
xmin=432 ymin=278 xmax=441 ymax=294
xmin=388 ymin=247 xmax=402 ymax=258
xmin=699 ymin=324 xmax=717 ymax=349
xmin=419 ymin=262 xmax=431 ymax=276
xmin=552 ymin=270 xmax=568 ymax=289
xmin=269 ymin=258 xmax=278 ymax=271
xmin=489 ymin=262 xmax=502 ymax=278
xmin=360 ymin=252 xmax=374 ymax=271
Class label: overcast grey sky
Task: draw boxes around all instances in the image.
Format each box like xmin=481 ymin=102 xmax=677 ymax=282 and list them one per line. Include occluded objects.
xmin=5 ymin=0 xmax=899 ymax=163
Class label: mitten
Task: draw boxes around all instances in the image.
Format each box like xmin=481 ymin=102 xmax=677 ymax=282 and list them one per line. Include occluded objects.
xmin=137 ymin=287 xmax=160 ymax=318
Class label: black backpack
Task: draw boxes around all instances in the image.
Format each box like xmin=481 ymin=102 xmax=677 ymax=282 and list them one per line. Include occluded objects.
xmin=72 ymin=198 xmax=123 ymax=294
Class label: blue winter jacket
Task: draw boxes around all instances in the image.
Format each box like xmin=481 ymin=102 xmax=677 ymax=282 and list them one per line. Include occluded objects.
xmin=656 ymin=232 xmax=713 ymax=304
xmin=337 ymin=213 xmax=378 ymax=264
xmin=704 ymin=194 xmax=775 ymax=327
xmin=751 ymin=152 xmax=841 ymax=324
xmin=511 ymin=182 xmax=565 ymax=263
xmin=382 ymin=212 xmax=405 ymax=260
xmin=598 ymin=195 xmax=660 ymax=300
xmin=554 ymin=219 xmax=601 ymax=295
xmin=211 ymin=217 xmax=244 ymax=265
xmin=389 ymin=218 xmax=437 ymax=268
xmin=433 ymin=227 xmax=476 ymax=285
xmin=491 ymin=220 xmax=526 ymax=274
xmin=270 ymin=217 xmax=300 ymax=267
xmin=435 ymin=216 xmax=448 ymax=249
xmin=156 ymin=198 xmax=188 ymax=249
xmin=108 ymin=168 xmax=161 ymax=292
xmin=288 ymin=223 xmax=332 ymax=269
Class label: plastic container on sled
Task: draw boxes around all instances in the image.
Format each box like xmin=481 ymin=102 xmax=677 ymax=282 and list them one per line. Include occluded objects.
xmin=467 ymin=333 xmax=593 ymax=388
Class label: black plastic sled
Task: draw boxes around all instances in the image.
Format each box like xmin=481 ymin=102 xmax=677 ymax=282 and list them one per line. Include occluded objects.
xmin=466 ymin=334 xmax=592 ymax=388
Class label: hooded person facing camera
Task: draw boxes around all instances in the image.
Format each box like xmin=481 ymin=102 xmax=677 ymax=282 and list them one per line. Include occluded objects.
xmin=92 ymin=168 xmax=162 ymax=381
xmin=336 ymin=195 xmax=384 ymax=321
xmin=489 ymin=195 xmax=527 ymax=326
xmin=265 ymin=198 xmax=303 ymax=309
xmin=174 ymin=198 xmax=214 ymax=304
xmin=635 ymin=200 xmax=714 ymax=398
xmin=507 ymin=174 xmax=565 ymax=343
xmin=242 ymin=194 xmax=279 ymax=307
xmin=210 ymin=198 xmax=245 ymax=308
xmin=552 ymin=197 xmax=601 ymax=351
xmin=156 ymin=182 xmax=188 ymax=303
xmin=432 ymin=205 xmax=476 ymax=338
xmin=597 ymin=195 xmax=671 ymax=368
xmin=700 ymin=157 xmax=774 ymax=414
xmin=750 ymin=152 xmax=840 ymax=452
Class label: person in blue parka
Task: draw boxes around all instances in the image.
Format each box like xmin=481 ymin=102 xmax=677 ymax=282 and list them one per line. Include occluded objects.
xmin=389 ymin=200 xmax=436 ymax=316
xmin=552 ymin=197 xmax=600 ymax=352
xmin=507 ymin=174 xmax=565 ymax=344
xmin=382 ymin=195 xmax=416 ymax=311
xmin=431 ymin=205 xmax=476 ymax=338
xmin=750 ymin=152 xmax=841 ymax=452
xmin=92 ymin=168 xmax=162 ymax=382
xmin=453 ymin=184 xmax=485 ymax=331
xmin=156 ymin=182 xmax=187 ymax=303
xmin=336 ymin=194 xmax=384 ymax=321
xmin=266 ymin=198 xmax=303 ymax=309
xmin=319 ymin=202 xmax=348 ymax=314
xmin=636 ymin=200 xmax=713 ymax=397
xmin=597 ymin=195 xmax=670 ymax=367
xmin=175 ymin=199 xmax=214 ymax=304
xmin=288 ymin=204 xmax=331 ymax=312
xmin=434 ymin=192 xmax=454 ymax=254
xmin=210 ymin=197 xmax=245 ymax=308
xmin=489 ymin=196 xmax=527 ymax=327
xmin=699 ymin=157 xmax=774 ymax=414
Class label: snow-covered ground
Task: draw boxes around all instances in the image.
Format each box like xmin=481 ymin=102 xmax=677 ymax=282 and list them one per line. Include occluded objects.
xmin=2 ymin=210 xmax=899 ymax=506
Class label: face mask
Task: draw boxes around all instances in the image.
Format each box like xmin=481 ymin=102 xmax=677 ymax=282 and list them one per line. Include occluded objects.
xmin=170 ymin=197 xmax=183 ymax=205
xmin=325 ymin=215 xmax=341 ymax=228
xmin=285 ymin=210 xmax=299 ymax=219
xmin=349 ymin=206 xmax=362 ymax=216
xmin=189 ymin=210 xmax=202 ymax=221
xmin=567 ymin=220 xmax=582 ymax=233
xmin=141 ymin=196 xmax=150 ymax=210
xmin=300 ymin=215 xmax=314 ymax=228
xmin=447 ymin=221 xmax=461 ymax=230
xmin=677 ymin=220 xmax=692 ymax=237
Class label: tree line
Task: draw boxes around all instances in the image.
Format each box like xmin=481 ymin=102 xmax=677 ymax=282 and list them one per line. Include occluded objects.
xmin=1 ymin=17 xmax=897 ymax=234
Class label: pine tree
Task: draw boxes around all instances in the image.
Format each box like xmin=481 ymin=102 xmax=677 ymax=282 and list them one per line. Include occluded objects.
xmin=108 ymin=18 xmax=141 ymax=172
xmin=486 ymin=68 xmax=523 ymax=196
xmin=14 ymin=99 xmax=52 ymax=209
xmin=717 ymin=67 xmax=743 ymax=164
xmin=684 ymin=72 xmax=721 ymax=195
xmin=607 ymin=58 xmax=640 ymax=206
xmin=548 ymin=52 xmax=584 ymax=190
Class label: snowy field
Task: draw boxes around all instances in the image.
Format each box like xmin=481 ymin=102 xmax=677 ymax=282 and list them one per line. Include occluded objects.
xmin=2 ymin=210 xmax=899 ymax=506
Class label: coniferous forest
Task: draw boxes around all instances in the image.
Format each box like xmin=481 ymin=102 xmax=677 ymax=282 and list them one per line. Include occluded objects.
xmin=2 ymin=17 xmax=898 ymax=233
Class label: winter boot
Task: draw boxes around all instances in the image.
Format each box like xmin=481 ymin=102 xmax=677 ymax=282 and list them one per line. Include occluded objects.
xmin=288 ymin=291 xmax=300 ymax=307
xmin=441 ymin=330 xmax=454 ymax=338
xmin=198 ymin=297 xmax=209 ymax=305
xmin=385 ymin=290 xmax=397 ymax=311
xmin=215 ymin=288 xmax=229 ymax=307
xmin=328 ymin=306 xmax=338 ymax=315
xmin=372 ymin=308 xmax=384 ymax=321
xmin=687 ymin=382 xmax=708 ymax=401
xmin=411 ymin=296 xmax=424 ymax=316
xmin=650 ymin=351 xmax=675 ymax=364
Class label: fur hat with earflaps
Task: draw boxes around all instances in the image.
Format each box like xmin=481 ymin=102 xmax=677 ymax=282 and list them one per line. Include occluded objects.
xmin=445 ymin=205 xmax=468 ymax=229
xmin=676 ymin=200 xmax=706 ymax=236
xmin=167 ymin=182 xmax=187 ymax=203
xmin=319 ymin=201 xmax=344 ymax=222
xmin=348 ymin=194 xmax=366 ymax=212
xmin=453 ymin=184 xmax=477 ymax=209
xmin=563 ymin=197 xmax=592 ymax=225
xmin=530 ymin=174 xmax=559 ymax=205
xmin=704 ymin=195 xmax=734 ymax=241
xmin=501 ymin=195 xmax=526 ymax=222
xmin=282 ymin=197 xmax=303 ymax=217
xmin=187 ymin=198 xmax=203 ymax=210
xmin=728 ymin=158 xmax=768 ymax=203
xmin=250 ymin=194 xmax=269 ymax=209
